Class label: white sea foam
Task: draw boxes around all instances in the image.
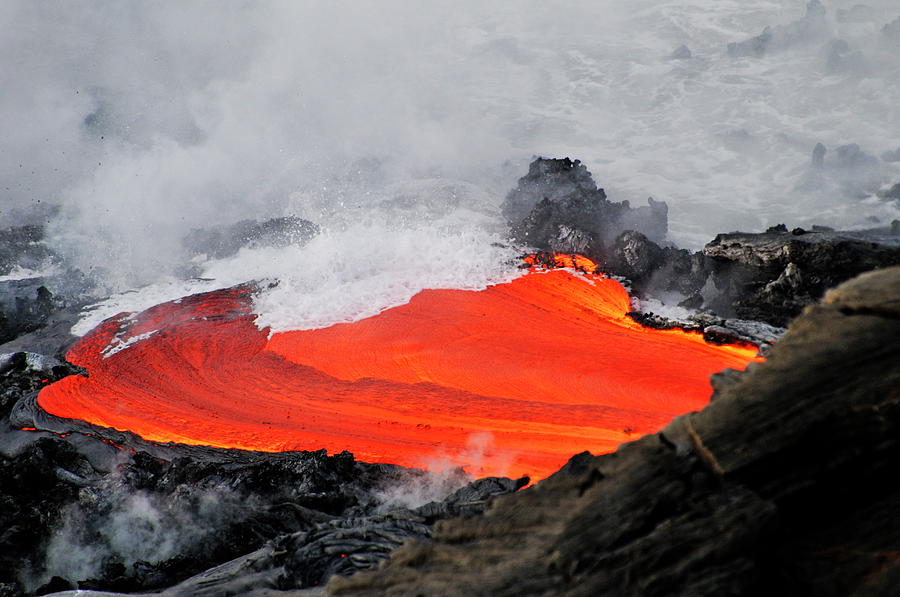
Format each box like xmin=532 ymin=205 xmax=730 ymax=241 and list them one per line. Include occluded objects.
xmin=211 ymin=216 xmax=523 ymax=334
xmin=0 ymin=265 xmax=60 ymax=282
xmin=73 ymin=204 xmax=523 ymax=337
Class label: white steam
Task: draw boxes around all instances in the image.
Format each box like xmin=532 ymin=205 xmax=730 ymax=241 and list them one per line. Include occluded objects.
xmin=374 ymin=432 xmax=514 ymax=511
xmin=3 ymin=1 xmax=899 ymax=325
xmin=30 ymin=488 xmax=247 ymax=590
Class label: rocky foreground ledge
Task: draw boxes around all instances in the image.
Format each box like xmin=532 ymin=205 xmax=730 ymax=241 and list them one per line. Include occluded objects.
xmin=330 ymin=266 xmax=900 ymax=596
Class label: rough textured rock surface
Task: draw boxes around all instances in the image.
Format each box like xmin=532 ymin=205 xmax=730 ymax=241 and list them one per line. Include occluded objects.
xmin=0 ymin=225 xmax=91 ymax=349
xmin=503 ymin=158 xmax=667 ymax=254
xmin=182 ymin=216 xmax=319 ymax=261
xmin=507 ymin=158 xmax=900 ymax=328
xmin=0 ymin=226 xmax=53 ymax=277
xmin=606 ymin=230 xmax=708 ymax=300
xmin=33 ymin=477 xmax=526 ymax=597
xmin=0 ymin=280 xmax=56 ymax=345
xmin=702 ymin=228 xmax=900 ymax=326
xmin=328 ymin=266 xmax=900 ymax=597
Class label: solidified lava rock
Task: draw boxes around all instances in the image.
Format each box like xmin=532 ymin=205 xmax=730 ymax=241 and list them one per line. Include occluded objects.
xmin=182 ymin=216 xmax=319 ymax=260
xmin=0 ymin=438 xmax=90 ymax=596
xmin=0 ymin=280 xmax=56 ymax=346
xmin=702 ymin=227 xmax=900 ymax=326
xmin=21 ymin=473 xmax=527 ymax=597
xmin=0 ymin=226 xmax=53 ymax=277
xmin=0 ymin=225 xmax=92 ymax=353
xmin=503 ymin=157 xmax=668 ymax=257
xmin=617 ymin=225 xmax=900 ymax=329
xmin=509 ymin=158 xmax=900 ymax=328
xmin=327 ymin=266 xmax=900 ymax=597
xmin=606 ymin=230 xmax=707 ymax=299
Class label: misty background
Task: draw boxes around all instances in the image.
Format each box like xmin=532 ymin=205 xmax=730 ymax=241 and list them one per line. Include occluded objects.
xmin=2 ymin=0 xmax=899 ymax=327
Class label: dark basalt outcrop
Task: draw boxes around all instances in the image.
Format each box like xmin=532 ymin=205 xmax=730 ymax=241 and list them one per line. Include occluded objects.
xmin=0 ymin=226 xmax=53 ymax=278
xmin=0 ymin=225 xmax=92 ymax=351
xmin=328 ymin=266 xmax=900 ymax=596
xmin=182 ymin=216 xmax=319 ymax=260
xmin=510 ymin=157 xmax=900 ymax=328
xmin=700 ymin=227 xmax=900 ymax=326
xmin=503 ymin=158 xmax=668 ymax=255
xmin=0 ymin=280 xmax=56 ymax=346
xmin=1 ymin=225 xmax=58 ymax=345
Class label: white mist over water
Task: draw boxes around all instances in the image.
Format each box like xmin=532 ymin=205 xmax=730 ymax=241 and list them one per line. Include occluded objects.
xmin=3 ymin=1 xmax=900 ymax=331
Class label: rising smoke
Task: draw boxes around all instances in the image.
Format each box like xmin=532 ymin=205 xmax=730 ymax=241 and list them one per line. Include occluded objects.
xmin=24 ymin=477 xmax=254 ymax=591
xmin=2 ymin=1 xmax=899 ymax=312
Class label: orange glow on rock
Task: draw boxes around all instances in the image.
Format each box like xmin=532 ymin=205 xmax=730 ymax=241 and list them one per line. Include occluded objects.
xmin=522 ymin=252 xmax=599 ymax=272
xmin=37 ymin=260 xmax=760 ymax=480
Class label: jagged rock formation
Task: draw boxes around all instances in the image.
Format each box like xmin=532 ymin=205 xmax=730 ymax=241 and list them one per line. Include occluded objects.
xmin=0 ymin=226 xmax=53 ymax=277
xmin=614 ymin=223 xmax=900 ymax=329
xmin=182 ymin=216 xmax=319 ymax=260
xmin=878 ymin=183 xmax=900 ymax=201
xmin=503 ymin=158 xmax=667 ymax=255
xmin=701 ymin=227 xmax=900 ymax=326
xmin=0 ymin=225 xmax=92 ymax=350
xmin=510 ymin=158 xmax=900 ymax=328
xmin=0 ymin=280 xmax=55 ymax=345
xmin=1 ymin=225 xmax=58 ymax=345
xmin=328 ymin=266 xmax=900 ymax=597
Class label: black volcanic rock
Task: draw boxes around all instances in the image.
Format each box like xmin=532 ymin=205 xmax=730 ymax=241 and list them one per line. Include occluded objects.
xmin=33 ymin=474 xmax=526 ymax=597
xmin=504 ymin=158 xmax=667 ymax=258
xmin=606 ymin=230 xmax=708 ymax=300
xmin=504 ymin=159 xmax=899 ymax=328
xmin=501 ymin=158 xmax=600 ymax=226
xmin=0 ymin=352 xmax=84 ymax=420
xmin=328 ymin=266 xmax=900 ymax=597
xmin=702 ymin=227 xmax=900 ymax=326
xmin=0 ymin=225 xmax=93 ymax=352
xmin=0 ymin=438 xmax=90 ymax=595
xmin=183 ymin=216 xmax=319 ymax=260
xmin=598 ymin=224 xmax=899 ymax=328
xmin=0 ymin=281 xmax=56 ymax=346
xmin=0 ymin=226 xmax=52 ymax=277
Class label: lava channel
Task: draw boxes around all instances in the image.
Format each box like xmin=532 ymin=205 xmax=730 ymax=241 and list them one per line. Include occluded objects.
xmin=37 ymin=257 xmax=760 ymax=480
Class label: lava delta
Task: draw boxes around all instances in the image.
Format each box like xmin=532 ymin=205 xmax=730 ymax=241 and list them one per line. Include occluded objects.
xmin=37 ymin=255 xmax=760 ymax=480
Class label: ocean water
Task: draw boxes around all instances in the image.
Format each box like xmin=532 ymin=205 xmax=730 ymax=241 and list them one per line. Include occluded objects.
xmin=3 ymin=0 xmax=899 ymax=333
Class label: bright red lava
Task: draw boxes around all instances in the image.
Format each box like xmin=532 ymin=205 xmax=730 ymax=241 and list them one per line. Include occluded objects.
xmin=38 ymin=259 xmax=760 ymax=480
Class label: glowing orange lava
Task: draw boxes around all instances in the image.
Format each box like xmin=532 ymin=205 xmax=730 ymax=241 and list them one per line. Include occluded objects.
xmin=37 ymin=259 xmax=760 ymax=480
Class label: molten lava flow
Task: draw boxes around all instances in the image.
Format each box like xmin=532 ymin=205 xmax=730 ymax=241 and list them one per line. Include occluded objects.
xmin=38 ymin=260 xmax=760 ymax=480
